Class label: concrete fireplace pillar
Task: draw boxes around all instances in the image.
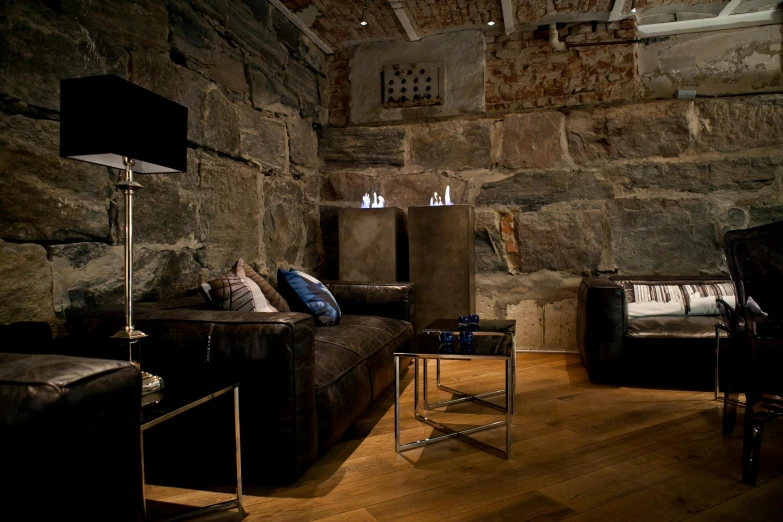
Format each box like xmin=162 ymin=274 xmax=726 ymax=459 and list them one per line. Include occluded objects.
xmin=338 ymin=207 xmax=408 ymax=282
xmin=408 ymin=205 xmax=475 ymax=332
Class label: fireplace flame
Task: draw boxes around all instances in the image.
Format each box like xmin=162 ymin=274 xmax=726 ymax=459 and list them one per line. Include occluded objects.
xmin=361 ymin=192 xmax=385 ymax=208
xmin=429 ymin=185 xmax=453 ymax=206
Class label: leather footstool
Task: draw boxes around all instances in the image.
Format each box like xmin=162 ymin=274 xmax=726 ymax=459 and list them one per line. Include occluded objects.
xmin=0 ymin=353 xmax=143 ymax=522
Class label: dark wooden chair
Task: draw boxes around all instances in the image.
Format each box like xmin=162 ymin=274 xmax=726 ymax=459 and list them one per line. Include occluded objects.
xmin=720 ymin=220 xmax=783 ymax=485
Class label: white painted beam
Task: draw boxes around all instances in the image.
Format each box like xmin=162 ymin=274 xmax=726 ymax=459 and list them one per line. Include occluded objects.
xmin=388 ymin=1 xmax=420 ymax=41
xmin=501 ymin=0 xmax=515 ymax=35
xmin=608 ymin=0 xmax=628 ymax=22
xmin=637 ymin=9 xmax=782 ymax=37
xmin=267 ymin=0 xmax=334 ymax=54
xmin=719 ymin=0 xmax=743 ymax=17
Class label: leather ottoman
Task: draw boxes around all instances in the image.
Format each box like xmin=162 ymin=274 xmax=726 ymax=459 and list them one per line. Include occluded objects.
xmin=0 ymin=353 xmax=143 ymax=521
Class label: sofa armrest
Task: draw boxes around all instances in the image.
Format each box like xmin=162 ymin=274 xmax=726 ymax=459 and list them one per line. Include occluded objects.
xmin=68 ymin=309 xmax=318 ymax=483
xmin=577 ymin=277 xmax=627 ymax=382
xmin=324 ymin=281 xmax=414 ymax=323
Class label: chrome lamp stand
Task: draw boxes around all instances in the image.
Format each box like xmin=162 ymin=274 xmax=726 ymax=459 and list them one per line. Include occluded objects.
xmin=112 ymin=157 xmax=164 ymax=395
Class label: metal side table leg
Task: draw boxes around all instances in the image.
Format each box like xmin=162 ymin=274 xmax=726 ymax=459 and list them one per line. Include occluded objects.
xmin=234 ymin=386 xmax=243 ymax=513
xmin=394 ymin=356 xmax=401 ymax=454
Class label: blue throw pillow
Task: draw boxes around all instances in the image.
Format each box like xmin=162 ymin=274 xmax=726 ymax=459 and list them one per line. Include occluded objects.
xmin=277 ymin=268 xmax=341 ymax=326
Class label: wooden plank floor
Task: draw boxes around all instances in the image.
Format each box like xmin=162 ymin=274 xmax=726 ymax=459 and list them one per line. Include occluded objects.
xmin=146 ymin=353 xmax=783 ymax=521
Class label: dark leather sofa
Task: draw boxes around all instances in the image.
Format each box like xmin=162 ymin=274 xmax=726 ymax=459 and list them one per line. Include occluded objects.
xmin=0 ymin=347 xmax=143 ymax=522
xmin=69 ymin=281 xmax=414 ymax=484
xmin=577 ymin=275 xmax=732 ymax=386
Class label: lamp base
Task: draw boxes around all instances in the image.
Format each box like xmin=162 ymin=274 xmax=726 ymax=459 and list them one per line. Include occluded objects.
xmin=141 ymin=370 xmax=165 ymax=395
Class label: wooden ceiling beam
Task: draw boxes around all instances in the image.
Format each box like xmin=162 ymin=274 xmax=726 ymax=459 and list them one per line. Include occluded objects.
xmin=388 ymin=1 xmax=420 ymax=41
xmin=268 ymin=0 xmax=334 ymax=54
xmin=638 ymin=8 xmax=781 ymax=37
xmin=500 ymin=0 xmax=515 ymax=35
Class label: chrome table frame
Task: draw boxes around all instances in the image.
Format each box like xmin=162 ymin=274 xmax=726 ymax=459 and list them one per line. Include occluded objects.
xmin=394 ymin=350 xmax=515 ymax=460
xmin=141 ymin=384 xmax=243 ymax=521
xmin=421 ymin=325 xmax=516 ymax=414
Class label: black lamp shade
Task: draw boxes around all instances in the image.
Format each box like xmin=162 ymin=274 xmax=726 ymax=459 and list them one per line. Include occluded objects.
xmin=60 ymin=75 xmax=188 ymax=173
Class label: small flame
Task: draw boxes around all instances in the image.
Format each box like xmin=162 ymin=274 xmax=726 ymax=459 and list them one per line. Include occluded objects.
xmin=429 ymin=185 xmax=453 ymax=206
xmin=361 ymin=192 xmax=385 ymax=208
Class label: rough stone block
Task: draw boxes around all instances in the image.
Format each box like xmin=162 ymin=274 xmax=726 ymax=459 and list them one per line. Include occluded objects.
xmin=272 ymin=8 xmax=324 ymax=74
xmin=606 ymin=101 xmax=696 ymax=160
xmin=748 ymin=204 xmax=783 ymax=228
xmin=0 ymin=240 xmax=55 ymax=326
xmin=203 ymin=86 xmax=241 ymax=157
xmin=169 ymin=0 xmax=249 ymax=94
xmin=566 ymin=108 xmax=610 ymax=166
xmin=543 ymin=298 xmax=578 ymax=351
xmin=48 ymin=242 xmax=204 ymax=314
xmin=198 ymin=153 xmax=263 ymax=269
xmin=475 ymin=210 xmax=507 ymax=273
xmin=0 ymin=2 xmax=127 ymax=111
xmin=610 ymin=153 xmax=782 ymax=194
xmin=0 ymin=114 xmax=111 ymax=242
xmin=249 ymin=65 xmax=300 ymax=115
xmin=287 ymin=60 xmax=323 ymax=120
xmin=287 ymin=118 xmax=319 ymax=169
xmin=264 ymin=179 xmax=305 ymax=272
xmin=62 ymin=0 xmax=169 ymax=54
xmin=319 ymin=205 xmax=340 ymax=280
xmin=134 ymin=149 xmax=202 ymax=246
xmin=237 ymin=105 xmax=287 ymax=171
xmin=476 ymin=170 xmax=613 ymax=211
xmin=695 ymin=96 xmax=783 ymax=153
xmin=501 ymin=111 xmax=572 ymax=169
xmin=515 ymin=203 xmax=604 ymax=274
xmin=227 ymin=2 xmax=288 ymax=72
xmin=322 ymin=172 xmax=379 ymax=203
xmin=607 ymin=198 xmax=722 ymax=274
xmin=410 ymin=121 xmax=492 ymax=171
xmin=132 ymin=52 xmax=210 ymax=146
xmin=320 ymin=127 xmax=406 ymax=170
xmin=380 ymin=173 xmax=468 ymax=209
xmin=567 ymin=101 xmax=696 ymax=164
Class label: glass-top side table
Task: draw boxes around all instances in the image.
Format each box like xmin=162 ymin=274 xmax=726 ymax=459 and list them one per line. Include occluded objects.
xmin=141 ymin=381 xmax=242 ymax=522
xmin=394 ymin=335 xmax=515 ymax=459
xmin=421 ymin=319 xmax=516 ymax=413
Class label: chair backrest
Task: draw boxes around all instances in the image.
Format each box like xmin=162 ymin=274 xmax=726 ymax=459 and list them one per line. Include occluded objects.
xmin=723 ymin=221 xmax=783 ymax=315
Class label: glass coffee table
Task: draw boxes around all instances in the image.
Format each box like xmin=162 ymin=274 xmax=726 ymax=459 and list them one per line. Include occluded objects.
xmin=141 ymin=381 xmax=243 ymax=521
xmin=422 ymin=319 xmax=516 ymax=414
xmin=394 ymin=332 xmax=515 ymax=459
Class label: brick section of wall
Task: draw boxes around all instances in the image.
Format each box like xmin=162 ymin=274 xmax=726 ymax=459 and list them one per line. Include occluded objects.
xmin=326 ymin=51 xmax=350 ymax=125
xmin=402 ymin=0 xmax=503 ymax=35
xmin=485 ymin=20 xmax=638 ymax=112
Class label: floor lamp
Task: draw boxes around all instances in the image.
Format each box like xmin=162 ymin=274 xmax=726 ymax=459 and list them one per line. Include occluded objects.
xmin=60 ymin=75 xmax=188 ymax=394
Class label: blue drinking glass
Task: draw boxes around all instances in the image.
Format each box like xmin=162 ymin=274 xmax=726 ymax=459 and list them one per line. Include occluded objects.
xmin=458 ymin=315 xmax=470 ymax=330
xmin=459 ymin=330 xmax=473 ymax=344
xmin=439 ymin=331 xmax=454 ymax=343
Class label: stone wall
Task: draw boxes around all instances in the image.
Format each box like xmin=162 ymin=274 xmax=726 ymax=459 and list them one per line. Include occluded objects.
xmin=486 ymin=20 xmax=639 ymax=113
xmin=319 ymin=95 xmax=783 ymax=352
xmin=639 ymin=24 xmax=783 ymax=98
xmin=0 ymin=0 xmax=327 ymax=332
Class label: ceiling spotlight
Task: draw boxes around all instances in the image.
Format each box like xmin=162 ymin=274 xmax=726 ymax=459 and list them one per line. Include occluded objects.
xmin=488 ymin=4 xmax=495 ymax=26
xmin=360 ymin=1 xmax=368 ymax=26
xmin=630 ymin=0 xmax=638 ymax=13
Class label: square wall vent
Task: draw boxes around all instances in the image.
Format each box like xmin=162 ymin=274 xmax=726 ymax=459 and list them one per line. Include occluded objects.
xmin=382 ymin=62 xmax=443 ymax=108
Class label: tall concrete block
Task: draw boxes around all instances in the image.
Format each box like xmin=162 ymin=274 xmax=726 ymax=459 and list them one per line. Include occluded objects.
xmin=408 ymin=205 xmax=475 ymax=332
xmin=338 ymin=207 xmax=407 ymax=282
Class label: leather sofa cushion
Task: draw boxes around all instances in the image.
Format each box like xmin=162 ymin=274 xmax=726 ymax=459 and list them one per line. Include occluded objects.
xmin=314 ymin=315 xmax=413 ymax=451
xmin=626 ymin=316 xmax=727 ymax=339
xmin=314 ymin=315 xmax=412 ymax=389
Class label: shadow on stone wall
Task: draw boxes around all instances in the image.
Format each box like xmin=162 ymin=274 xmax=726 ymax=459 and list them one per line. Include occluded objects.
xmin=0 ymin=0 xmax=327 ymax=333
